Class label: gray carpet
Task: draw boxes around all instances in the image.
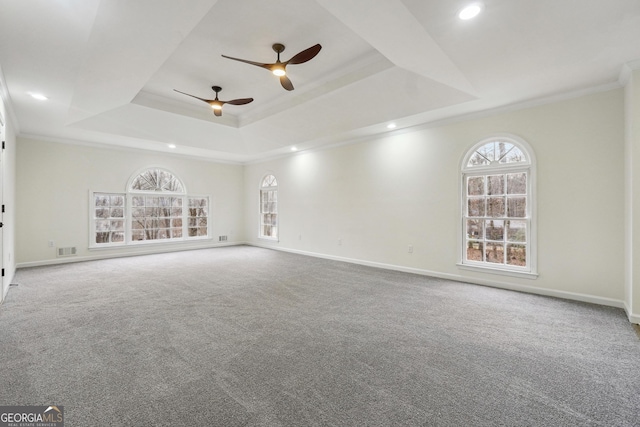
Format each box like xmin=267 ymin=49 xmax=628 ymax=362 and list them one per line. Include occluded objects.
xmin=1 ymin=245 xmax=639 ymax=426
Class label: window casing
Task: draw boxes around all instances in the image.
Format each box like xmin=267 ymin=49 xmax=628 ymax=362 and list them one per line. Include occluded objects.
xmin=259 ymin=174 xmax=278 ymax=240
xmin=130 ymin=194 xmax=184 ymax=242
xmin=460 ymin=137 xmax=536 ymax=277
xmin=94 ymin=193 xmax=126 ymax=245
xmin=90 ymin=168 xmax=209 ymax=247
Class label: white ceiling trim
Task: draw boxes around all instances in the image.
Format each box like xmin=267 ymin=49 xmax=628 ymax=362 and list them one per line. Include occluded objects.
xmin=66 ymin=0 xmax=218 ymax=125
xmin=18 ymin=131 xmax=244 ymax=165
xmin=132 ymin=90 xmax=240 ymax=128
xmin=619 ymin=59 xmax=640 ymax=86
xmin=315 ymin=0 xmax=478 ymax=97
xmin=0 ymin=63 xmax=19 ymax=131
xmin=239 ymin=51 xmax=394 ymax=127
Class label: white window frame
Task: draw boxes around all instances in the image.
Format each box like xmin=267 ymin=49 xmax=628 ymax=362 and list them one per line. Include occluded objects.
xmin=457 ymin=134 xmax=538 ymax=278
xmin=259 ymin=174 xmax=278 ymax=241
xmin=90 ymin=192 xmax=126 ymax=247
xmin=127 ymin=193 xmax=211 ymax=245
xmin=185 ymin=195 xmax=211 ymax=240
xmin=89 ymin=167 xmax=211 ymax=248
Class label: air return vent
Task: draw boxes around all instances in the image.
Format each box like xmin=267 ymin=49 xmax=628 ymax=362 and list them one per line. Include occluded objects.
xmin=57 ymin=247 xmax=77 ymax=257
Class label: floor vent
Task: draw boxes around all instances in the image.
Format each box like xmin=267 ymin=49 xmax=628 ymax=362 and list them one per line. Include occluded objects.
xmin=219 ymin=235 xmax=228 ymax=242
xmin=57 ymin=247 xmax=77 ymax=257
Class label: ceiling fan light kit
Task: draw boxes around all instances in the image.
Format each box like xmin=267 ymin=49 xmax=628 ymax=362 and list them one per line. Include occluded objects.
xmin=173 ymin=85 xmax=253 ymax=117
xmin=271 ymin=43 xmax=287 ymax=76
xmin=174 ymin=42 xmax=321 ymax=118
xmin=222 ymin=42 xmax=322 ymax=91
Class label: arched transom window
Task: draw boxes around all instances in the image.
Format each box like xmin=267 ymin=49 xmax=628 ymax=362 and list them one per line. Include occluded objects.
xmin=130 ymin=168 xmax=185 ymax=192
xmin=259 ymin=174 xmax=278 ymax=240
xmin=91 ymin=167 xmax=209 ymax=247
xmin=460 ymin=137 xmax=536 ymax=276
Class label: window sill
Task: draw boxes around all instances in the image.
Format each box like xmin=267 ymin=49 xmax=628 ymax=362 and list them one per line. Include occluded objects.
xmin=258 ymin=237 xmax=279 ymax=243
xmin=456 ymin=263 xmax=538 ymax=280
xmin=90 ymin=237 xmax=213 ymax=251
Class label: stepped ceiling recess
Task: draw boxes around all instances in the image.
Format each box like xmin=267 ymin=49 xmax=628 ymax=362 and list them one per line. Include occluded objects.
xmin=1 ymin=0 xmax=640 ymax=162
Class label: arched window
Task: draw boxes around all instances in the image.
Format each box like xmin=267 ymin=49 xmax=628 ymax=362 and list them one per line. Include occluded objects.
xmin=460 ymin=136 xmax=536 ymax=276
xmin=129 ymin=168 xmax=187 ymax=242
xmin=91 ymin=167 xmax=209 ymax=247
xmin=130 ymin=168 xmax=184 ymax=192
xmin=259 ymin=174 xmax=278 ymax=240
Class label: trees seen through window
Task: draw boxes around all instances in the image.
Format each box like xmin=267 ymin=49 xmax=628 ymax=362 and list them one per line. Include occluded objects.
xmin=91 ymin=168 xmax=209 ymax=246
xmin=462 ymin=138 xmax=534 ymax=274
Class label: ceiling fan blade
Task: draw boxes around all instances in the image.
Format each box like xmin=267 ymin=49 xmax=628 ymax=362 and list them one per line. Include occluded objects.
xmin=286 ymin=44 xmax=322 ymax=65
xmin=226 ymin=97 xmax=254 ymax=106
xmin=213 ymin=108 xmax=222 ymax=117
xmin=280 ymin=75 xmax=294 ymax=91
xmin=173 ymin=89 xmax=214 ymax=104
xmin=221 ymin=54 xmax=273 ymax=71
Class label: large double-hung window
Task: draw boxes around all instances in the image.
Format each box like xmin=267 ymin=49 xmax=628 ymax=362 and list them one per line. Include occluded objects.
xmin=91 ymin=168 xmax=209 ymax=247
xmin=460 ymin=136 xmax=536 ymax=277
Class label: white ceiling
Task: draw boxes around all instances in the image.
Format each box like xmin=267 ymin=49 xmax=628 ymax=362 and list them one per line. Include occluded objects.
xmin=1 ymin=0 xmax=640 ymax=162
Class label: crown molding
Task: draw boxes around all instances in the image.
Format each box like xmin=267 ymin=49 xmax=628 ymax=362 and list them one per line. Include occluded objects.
xmin=0 ymin=63 xmax=20 ymax=131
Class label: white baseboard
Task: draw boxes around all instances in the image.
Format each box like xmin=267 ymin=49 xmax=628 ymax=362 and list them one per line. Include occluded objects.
xmin=16 ymin=241 xmax=630 ymax=315
xmin=249 ymin=242 xmax=626 ymax=310
xmin=16 ymin=241 xmax=243 ymax=269
xmin=624 ymin=302 xmax=640 ymax=324
xmin=1 ymin=267 xmax=15 ymax=305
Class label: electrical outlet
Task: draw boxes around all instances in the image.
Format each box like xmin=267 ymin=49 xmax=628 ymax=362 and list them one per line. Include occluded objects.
xmin=48 ymin=240 xmax=54 ymax=248
xmin=338 ymin=238 xmax=342 ymax=246
xmin=408 ymin=245 xmax=414 ymax=253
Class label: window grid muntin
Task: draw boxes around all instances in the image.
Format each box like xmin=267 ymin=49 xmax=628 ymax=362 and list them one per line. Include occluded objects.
xmin=94 ymin=193 xmax=126 ymax=245
xmin=262 ymin=174 xmax=278 ymax=187
xmin=460 ymin=136 xmax=536 ymax=276
xmin=466 ymin=140 xmax=528 ymax=168
xmin=259 ymin=174 xmax=278 ymax=240
xmin=130 ymin=168 xmax=185 ymax=192
xmin=464 ymin=168 xmax=530 ymax=269
xmin=91 ymin=168 xmax=210 ymax=247
xmin=260 ymin=188 xmax=278 ymax=238
xmin=188 ymin=197 xmax=209 ymax=237
xmin=131 ymin=195 xmax=184 ymax=242
xmin=127 ymin=194 xmax=210 ymax=244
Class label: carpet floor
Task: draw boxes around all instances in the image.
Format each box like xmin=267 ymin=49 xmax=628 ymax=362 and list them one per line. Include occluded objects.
xmin=1 ymin=245 xmax=639 ymax=426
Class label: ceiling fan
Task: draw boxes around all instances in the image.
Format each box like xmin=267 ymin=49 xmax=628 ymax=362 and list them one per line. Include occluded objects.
xmin=173 ymin=86 xmax=253 ymax=117
xmin=222 ymin=43 xmax=322 ymax=91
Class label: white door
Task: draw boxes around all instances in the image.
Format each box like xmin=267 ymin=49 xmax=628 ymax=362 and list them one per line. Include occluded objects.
xmin=0 ymin=117 xmax=4 ymax=303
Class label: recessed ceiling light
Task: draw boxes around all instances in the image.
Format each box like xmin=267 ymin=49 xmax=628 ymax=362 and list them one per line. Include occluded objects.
xmin=28 ymin=92 xmax=48 ymax=101
xmin=291 ymin=146 xmax=298 ymax=152
xmin=167 ymin=144 xmax=176 ymax=149
xmin=387 ymin=123 xmax=397 ymax=129
xmin=459 ymin=2 xmax=483 ymax=20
